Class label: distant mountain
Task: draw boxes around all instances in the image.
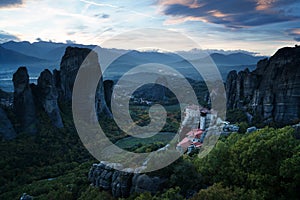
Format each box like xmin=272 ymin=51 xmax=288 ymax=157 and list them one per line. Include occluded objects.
xmin=1 ymin=41 xmax=43 ymax=58
xmin=210 ymin=52 xmax=265 ymax=66
xmin=0 ymin=41 xmax=96 ymax=62
xmin=0 ymin=40 xmax=265 ymax=66
xmin=0 ymin=40 xmax=266 ymax=82
xmin=93 ymin=48 xmax=265 ymax=81
xmin=0 ymin=46 xmax=47 ymax=64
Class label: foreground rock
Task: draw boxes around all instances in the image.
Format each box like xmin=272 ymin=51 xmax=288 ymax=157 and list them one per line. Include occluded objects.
xmin=226 ymin=46 xmax=300 ymax=124
xmin=88 ymin=162 xmax=165 ymax=198
xmin=0 ymin=107 xmax=16 ymax=140
xmin=37 ymin=69 xmax=63 ymax=128
xmin=13 ymin=67 xmax=37 ymax=134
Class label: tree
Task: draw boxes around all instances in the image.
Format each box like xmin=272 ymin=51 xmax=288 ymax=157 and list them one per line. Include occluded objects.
xmin=194 ymin=126 xmax=300 ymax=199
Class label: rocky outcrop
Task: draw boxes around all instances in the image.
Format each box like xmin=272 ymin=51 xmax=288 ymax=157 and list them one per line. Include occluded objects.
xmin=37 ymin=69 xmax=63 ymax=128
xmin=0 ymin=107 xmax=16 ymax=140
xmin=226 ymin=46 xmax=300 ymax=124
xmin=88 ymin=162 xmax=164 ymax=198
xmin=111 ymin=168 xmax=134 ymax=198
xmin=13 ymin=67 xmax=37 ymax=134
xmin=59 ymin=47 xmax=111 ymax=117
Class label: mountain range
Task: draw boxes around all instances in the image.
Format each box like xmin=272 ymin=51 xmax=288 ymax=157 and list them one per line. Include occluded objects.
xmin=0 ymin=40 xmax=266 ymax=84
xmin=0 ymin=41 xmax=96 ymax=64
xmin=0 ymin=46 xmax=47 ymax=64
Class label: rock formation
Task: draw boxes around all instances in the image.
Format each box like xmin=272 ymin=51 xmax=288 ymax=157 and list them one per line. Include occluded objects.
xmin=88 ymin=162 xmax=164 ymax=198
xmin=52 ymin=69 xmax=62 ymax=101
xmin=37 ymin=69 xmax=63 ymax=128
xmin=59 ymin=47 xmax=111 ymax=117
xmin=59 ymin=47 xmax=91 ymax=101
xmin=103 ymin=80 xmax=114 ymax=110
xmin=0 ymin=107 xmax=16 ymax=140
xmin=226 ymin=46 xmax=300 ymax=124
xmin=2 ymin=46 xmax=116 ymax=140
xmin=13 ymin=67 xmax=37 ymax=134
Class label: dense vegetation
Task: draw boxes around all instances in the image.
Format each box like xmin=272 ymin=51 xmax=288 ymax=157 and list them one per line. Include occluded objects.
xmin=130 ymin=127 xmax=299 ymax=200
xmin=0 ymin=101 xmax=299 ymax=199
xmin=0 ymin=103 xmax=95 ymax=199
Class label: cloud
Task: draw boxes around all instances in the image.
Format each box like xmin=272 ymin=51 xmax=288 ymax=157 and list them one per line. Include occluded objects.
xmin=289 ymin=28 xmax=300 ymax=35
xmin=101 ymin=14 xmax=110 ymax=18
xmin=0 ymin=30 xmax=19 ymax=43
xmin=0 ymin=0 xmax=23 ymax=8
xmin=156 ymin=0 xmax=201 ymax=8
xmin=157 ymin=0 xmax=300 ymax=28
xmin=66 ymin=39 xmax=76 ymax=44
xmin=177 ymin=48 xmax=261 ymax=57
xmin=94 ymin=13 xmax=110 ymax=19
xmin=79 ymin=0 xmax=119 ymax=9
xmin=287 ymin=28 xmax=300 ymax=41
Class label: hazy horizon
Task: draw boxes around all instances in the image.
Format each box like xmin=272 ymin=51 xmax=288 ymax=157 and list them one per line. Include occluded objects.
xmin=0 ymin=39 xmax=271 ymax=56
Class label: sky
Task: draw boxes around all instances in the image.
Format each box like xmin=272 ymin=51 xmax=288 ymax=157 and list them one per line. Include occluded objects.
xmin=0 ymin=0 xmax=300 ymax=55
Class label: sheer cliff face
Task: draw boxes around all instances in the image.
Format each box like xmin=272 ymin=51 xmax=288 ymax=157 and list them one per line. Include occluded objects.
xmin=59 ymin=47 xmax=111 ymax=117
xmin=59 ymin=47 xmax=92 ymax=101
xmin=226 ymin=46 xmax=300 ymax=124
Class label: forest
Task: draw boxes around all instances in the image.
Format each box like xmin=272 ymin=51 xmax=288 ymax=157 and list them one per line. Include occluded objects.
xmin=0 ymin=102 xmax=299 ymax=199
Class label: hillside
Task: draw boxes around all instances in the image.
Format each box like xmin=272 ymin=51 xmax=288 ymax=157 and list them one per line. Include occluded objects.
xmin=1 ymin=41 xmax=96 ymax=62
xmin=0 ymin=46 xmax=47 ymax=64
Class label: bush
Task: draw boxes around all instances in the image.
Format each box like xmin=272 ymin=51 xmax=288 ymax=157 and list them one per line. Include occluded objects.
xmin=226 ymin=109 xmax=248 ymax=123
